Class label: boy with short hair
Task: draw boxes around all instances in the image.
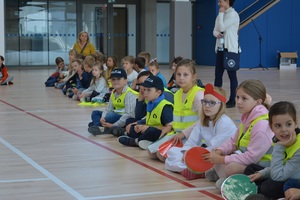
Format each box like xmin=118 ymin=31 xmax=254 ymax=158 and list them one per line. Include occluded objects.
xmin=137 ymin=51 xmax=151 ymax=71
xmin=118 ymin=75 xmax=173 ymax=149
xmin=134 ymin=57 xmax=146 ymax=73
xmin=88 ymin=68 xmax=138 ymax=136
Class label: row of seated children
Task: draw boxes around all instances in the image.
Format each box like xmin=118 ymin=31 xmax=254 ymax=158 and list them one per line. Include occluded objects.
xmin=85 ymin=58 xmax=298 ymax=198
xmin=87 ymin=59 xmax=204 ymax=154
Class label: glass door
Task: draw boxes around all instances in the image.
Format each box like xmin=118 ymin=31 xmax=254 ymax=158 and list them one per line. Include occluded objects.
xmin=78 ymin=1 xmax=137 ymax=65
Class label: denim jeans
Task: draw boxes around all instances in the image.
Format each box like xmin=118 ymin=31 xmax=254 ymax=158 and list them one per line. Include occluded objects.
xmin=284 ymin=178 xmax=300 ymax=192
xmin=91 ymin=110 xmax=121 ymax=126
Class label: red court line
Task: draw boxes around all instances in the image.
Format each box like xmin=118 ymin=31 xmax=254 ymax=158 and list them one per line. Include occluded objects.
xmin=0 ymin=99 xmax=222 ymax=200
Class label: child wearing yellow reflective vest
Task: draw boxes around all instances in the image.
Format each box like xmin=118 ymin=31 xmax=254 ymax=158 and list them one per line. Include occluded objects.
xmin=165 ymin=84 xmax=236 ymax=180
xmin=146 ymin=59 xmax=205 ymax=161
xmin=118 ymin=75 xmax=173 ymax=147
xmin=88 ymin=68 xmax=138 ymax=136
xmin=245 ymin=101 xmax=300 ymax=200
xmin=203 ymin=79 xmax=274 ymax=189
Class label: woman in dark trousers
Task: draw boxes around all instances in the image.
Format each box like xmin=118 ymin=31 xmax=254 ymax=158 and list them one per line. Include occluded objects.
xmin=213 ymin=0 xmax=240 ymax=108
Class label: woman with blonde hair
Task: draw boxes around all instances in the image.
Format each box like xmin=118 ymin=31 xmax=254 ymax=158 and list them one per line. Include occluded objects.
xmin=73 ymin=31 xmax=96 ymax=57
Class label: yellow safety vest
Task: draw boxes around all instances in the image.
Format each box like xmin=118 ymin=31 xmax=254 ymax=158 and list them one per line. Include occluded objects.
xmin=172 ymin=85 xmax=204 ymax=132
xmin=111 ymin=87 xmax=138 ymax=114
xmin=284 ymin=133 xmax=300 ymax=179
xmin=285 ymin=133 xmax=300 ymax=163
xmin=236 ymin=114 xmax=273 ymax=167
xmin=146 ymin=99 xmax=173 ymax=127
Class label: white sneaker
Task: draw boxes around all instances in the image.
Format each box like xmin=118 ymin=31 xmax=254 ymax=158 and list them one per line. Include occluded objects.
xmin=138 ymin=140 xmax=153 ymax=150
xmin=215 ymin=177 xmax=226 ymax=190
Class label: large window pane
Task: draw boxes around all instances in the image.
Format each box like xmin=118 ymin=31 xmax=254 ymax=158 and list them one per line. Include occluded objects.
xmin=19 ymin=0 xmax=48 ymax=65
xmin=49 ymin=1 xmax=76 ymax=65
xmin=157 ymin=3 xmax=170 ymax=63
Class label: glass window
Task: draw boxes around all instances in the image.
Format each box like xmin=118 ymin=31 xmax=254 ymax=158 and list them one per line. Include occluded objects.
xmin=19 ymin=0 xmax=48 ymax=65
xmin=157 ymin=3 xmax=170 ymax=64
xmin=49 ymin=1 xmax=76 ymax=65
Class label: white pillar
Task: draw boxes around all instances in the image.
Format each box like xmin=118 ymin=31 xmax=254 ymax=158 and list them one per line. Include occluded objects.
xmin=170 ymin=0 xmax=192 ymax=60
xmin=0 ymin=0 xmax=5 ymax=56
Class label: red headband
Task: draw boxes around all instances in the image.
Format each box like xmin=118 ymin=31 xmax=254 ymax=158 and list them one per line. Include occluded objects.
xmin=204 ymin=83 xmax=226 ymax=103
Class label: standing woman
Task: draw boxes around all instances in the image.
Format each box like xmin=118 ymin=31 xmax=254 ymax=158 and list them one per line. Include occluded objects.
xmin=213 ymin=0 xmax=240 ymax=108
xmin=73 ymin=31 xmax=96 ymax=57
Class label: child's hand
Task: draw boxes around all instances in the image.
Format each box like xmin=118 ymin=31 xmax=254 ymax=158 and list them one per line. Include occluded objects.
xmin=285 ymin=188 xmax=300 ymax=200
xmin=72 ymin=88 xmax=78 ymax=94
xmin=278 ymin=132 xmax=297 ymax=148
xmin=134 ymin=125 xmax=148 ymax=133
xmin=171 ymin=132 xmax=185 ymax=145
xmin=202 ymin=150 xmax=223 ymax=164
xmin=100 ymin=117 xmax=106 ymax=125
xmin=248 ymin=172 xmax=262 ymax=182
xmin=126 ymin=122 xmax=137 ymax=133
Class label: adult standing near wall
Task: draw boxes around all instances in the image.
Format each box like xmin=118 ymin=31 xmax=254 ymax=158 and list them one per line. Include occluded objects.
xmin=73 ymin=31 xmax=96 ymax=57
xmin=213 ymin=0 xmax=240 ymax=108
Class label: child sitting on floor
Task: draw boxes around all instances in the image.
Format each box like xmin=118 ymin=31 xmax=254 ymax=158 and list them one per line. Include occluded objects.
xmin=118 ymin=75 xmax=173 ymax=148
xmin=165 ymin=84 xmax=236 ymax=180
xmin=78 ymin=62 xmax=109 ymax=102
xmin=0 ymin=55 xmax=13 ymax=85
xmin=87 ymin=68 xmax=138 ymax=136
xmin=45 ymin=57 xmax=65 ymax=87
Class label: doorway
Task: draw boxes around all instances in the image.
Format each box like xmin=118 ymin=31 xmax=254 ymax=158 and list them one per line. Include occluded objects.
xmin=78 ymin=1 xmax=137 ymax=65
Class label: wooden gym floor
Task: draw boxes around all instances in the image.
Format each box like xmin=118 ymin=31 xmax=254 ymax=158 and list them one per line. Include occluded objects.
xmin=0 ymin=66 xmax=299 ymax=200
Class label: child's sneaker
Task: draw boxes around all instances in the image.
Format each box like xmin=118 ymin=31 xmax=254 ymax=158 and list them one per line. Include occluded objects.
xmin=205 ymin=168 xmax=219 ymax=181
xmin=138 ymin=140 xmax=153 ymax=150
xmin=215 ymin=177 xmax=226 ymax=190
xmin=181 ymin=168 xmax=205 ymax=180
xmin=110 ymin=126 xmax=125 ymax=137
xmin=118 ymin=136 xmax=138 ymax=147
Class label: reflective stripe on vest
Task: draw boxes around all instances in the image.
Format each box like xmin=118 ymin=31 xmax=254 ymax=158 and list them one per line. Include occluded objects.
xmin=146 ymin=99 xmax=173 ymax=127
xmin=111 ymin=87 xmax=138 ymax=114
xmin=172 ymin=85 xmax=204 ymax=132
xmin=236 ymin=114 xmax=273 ymax=167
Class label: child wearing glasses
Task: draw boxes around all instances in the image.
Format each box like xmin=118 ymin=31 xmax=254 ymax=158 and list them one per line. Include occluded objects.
xmin=165 ymin=83 xmax=236 ymax=180
xmin=203 ymin=79 xmax=274 ymax=190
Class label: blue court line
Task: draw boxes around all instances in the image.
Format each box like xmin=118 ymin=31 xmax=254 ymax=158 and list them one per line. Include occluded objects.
xmin=85 ymin=186 xmax=216 ymax=200
xmin=0 ymin=137 xmax=85 ymax=200
xmin=0 ymin=178 xmax=50 ymax=183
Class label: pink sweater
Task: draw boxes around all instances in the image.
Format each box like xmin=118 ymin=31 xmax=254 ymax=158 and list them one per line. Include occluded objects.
xmin=218 ymin=105 xmax=274 ymax=165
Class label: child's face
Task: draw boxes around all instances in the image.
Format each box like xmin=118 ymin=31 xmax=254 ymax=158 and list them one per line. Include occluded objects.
xmin=0 ymin=58 xmax=3 ymax=65
xmin=148 ymin=65 xmax=159 ymax=76
xmin=133 ymin=63 xmax=139 ymax=72
xmin=111 ymin=77 xmax=127 ymax=91
xmin=137 ymin=75 xmax=149 ymax=93
xmin=92 ymin=66 xmax=102 ymax=78
xmin=143 ymin=87 xmax=161 ymax=102
xmin=72 ymin=62 xmax=81 ymax=72
xmin=202 ymin=94 xmax=222 ymax=119
xmin=122 ymin=61 xmax=133 ymax=71
xmin=83 ymin=64 xmax=91 ymax=72
xmin=107 ymin=57 xmax=114 ymax=68
xmin=69 ymin=53 xmax=75 ymax=62
xmin=271 ymin=113 xmax=298 ymax=143
xmin=57 ymin=61 xmax=65 ymax=70
xmin=236 ymin=88 xmax=260 ymax=115
xmin=175 ymin=66 xmax=195 ymax=90
xmin=171 ymin=62 xmax=177 ymax=72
